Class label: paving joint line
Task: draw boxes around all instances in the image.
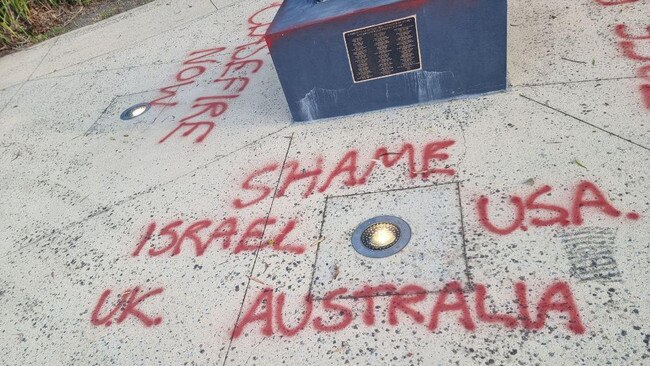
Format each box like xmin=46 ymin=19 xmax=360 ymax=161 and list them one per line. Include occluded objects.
xmin=456 ymin=181 xmax=474 ymax=289
xmin=31 ymin=0 xmax=253 ymax=81
xmin=41 ymin=0 xmax=252 ymax=80
xmin=327 ymin=180 xmax=461 ymax=200
xmin=519 ymin=94 xmax=650 ymax=152
xmin=0 ymin=38 xmax=58 ymax=117
xmin=0 ymin=81 xmax=23 ymax=92
xmin=514 ymin=75 xmax=639 ymax=88
xmin=1 ymin=125 xmax=291 ymax=260
xmin=222 ymin=132 xmax=294 ymax=366
xmin=29 ymin=60 xmax=180 ymax=83
xmin=30 ymin=9 xmax=218 ymax=81
xmin=15 ymin=0 xmax=255 ymax=93
xmin=308 ymin=196 xmax=330 ymax=297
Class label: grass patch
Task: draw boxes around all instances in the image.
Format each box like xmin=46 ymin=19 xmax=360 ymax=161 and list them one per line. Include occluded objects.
xmin=97 ymin=7 xmax=119 ymax=20
xmin=30 ymin=24 xmax=64 ymax=43
xmin=1 ymin=0 xmax=91 ymax=50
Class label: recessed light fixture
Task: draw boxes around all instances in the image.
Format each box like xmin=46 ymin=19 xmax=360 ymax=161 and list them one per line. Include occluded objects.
xmin=351 ymin=215 xmax=411 ymax=258
xmin=120 ymin=102 xmax=150 ymax=120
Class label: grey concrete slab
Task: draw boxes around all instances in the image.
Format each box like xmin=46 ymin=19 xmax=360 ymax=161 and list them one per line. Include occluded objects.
xmin=0 ymin=49 xmax=288 ymax=255
xmin=0 ymin=85 xmax=18 ymax=108
xmin=225 ymin=88 xmax=649 ymax=366
xmin=0 ymin=134 xmax=288 ymax=365
xmin=225 ymin=286 xmax=647 ymax=365
xmin=311 ymin=184 xmax=466 ymax=298
xmin=29 ymin=0 xmax=227 ymax=79
xmin=508 ymin=0 xmax=650 ymax=86
xmin=0 ymin=41 xmax=53 ymax=90
xmin=517 ymin=78 xmax=650 ymax=148
xmin=29 ymin=0 xmax=266 ymax=80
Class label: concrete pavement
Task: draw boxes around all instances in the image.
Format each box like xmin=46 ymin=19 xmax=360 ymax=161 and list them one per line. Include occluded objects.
xmin=0 ymin=0 xmax=648 ymax=364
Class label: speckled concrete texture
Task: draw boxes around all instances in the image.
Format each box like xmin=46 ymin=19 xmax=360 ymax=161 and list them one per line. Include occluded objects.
xmin=0 ymin=0 xmax=648 ymax=365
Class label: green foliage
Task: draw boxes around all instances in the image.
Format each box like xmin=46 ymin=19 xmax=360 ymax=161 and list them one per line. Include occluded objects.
xmin=1 ymin=0 xmax=90 ymax=48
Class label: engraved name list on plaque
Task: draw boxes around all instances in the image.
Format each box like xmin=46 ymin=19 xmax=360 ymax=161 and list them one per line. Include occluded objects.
xmin=344 ymin=16 xmax=422 ymax=83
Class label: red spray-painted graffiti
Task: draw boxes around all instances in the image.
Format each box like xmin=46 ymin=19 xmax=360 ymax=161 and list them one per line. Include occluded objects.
xmin=132 ymin=216 xmax=305 ymax=257
xmin=152 ymin=3 xmax=282 ymax=144
xmin=91 ymin=287 xmax=164 ymax=327
xmin=128 ymin=139 xmax=454 ymax=261
xmin=477 ymin=181 xmax=640 ymax=235
xmin=592 ymin=0 xmax=650 ymax=109
xmin=88 ymin=2 xmax=646 ymax=336
xmin=594 ymin=0 xmax=639 ymax=5
xmin=615 ymin=23 xmax=650 ymax=108
xmin=151 ymin=47 xmax=226 ymax=108
xmin=231 ymin=281 xmax=586 ymax=339
xmin=233 ymin=140 xmax=456 ymax=209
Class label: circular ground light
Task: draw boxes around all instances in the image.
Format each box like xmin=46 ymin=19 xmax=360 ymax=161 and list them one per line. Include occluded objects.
xmin=351 ymin=215 xmax=411 ymax=258
xmin=120 ymin=102 xmax=151 ymax=120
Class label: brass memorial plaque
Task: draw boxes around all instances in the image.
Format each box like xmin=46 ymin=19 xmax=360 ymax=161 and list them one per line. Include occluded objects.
xmin=344 ymin=16 xmax=422 ymax=83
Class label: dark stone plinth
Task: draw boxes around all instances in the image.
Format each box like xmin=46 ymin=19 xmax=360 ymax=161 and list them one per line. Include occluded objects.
xmin=266 ymin=0 xmax=507 ymax=122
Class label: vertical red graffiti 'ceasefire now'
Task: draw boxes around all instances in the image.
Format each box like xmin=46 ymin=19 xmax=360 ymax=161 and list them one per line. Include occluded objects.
xmin=153 ymin=3 xmax=282 ymax=144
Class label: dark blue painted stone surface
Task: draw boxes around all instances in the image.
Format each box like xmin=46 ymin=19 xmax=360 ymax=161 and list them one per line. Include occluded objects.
xmin=266 ymin=0 xmax=507 ymax=122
